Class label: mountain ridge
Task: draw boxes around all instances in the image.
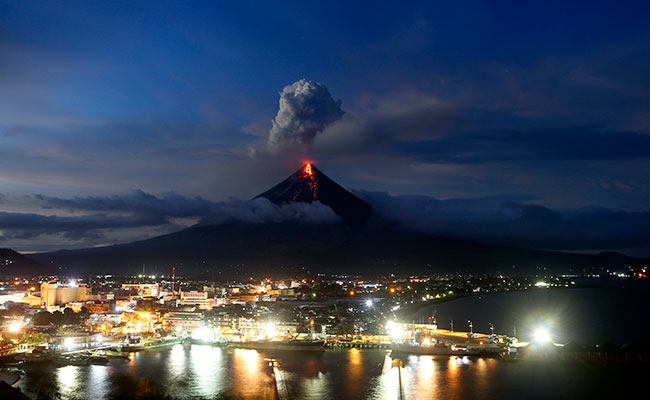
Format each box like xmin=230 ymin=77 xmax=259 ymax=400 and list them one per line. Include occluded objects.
xmin=15 ymin=163 xmax=650 ymax=277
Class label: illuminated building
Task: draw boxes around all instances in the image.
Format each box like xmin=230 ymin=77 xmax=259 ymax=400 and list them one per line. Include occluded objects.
xmin=163 ymin=311 xmax=204 ymax=332
xmin=0 ymin=291 xmax=28 ymax=306
xmin=179 ymin=290 xmax=214 ymax=309
xmin=47 ymin=332 xmax=103 ymax=351
xmin=121 ymin=283 xmax=159 ymax=297
xmin=40 ymin=281 xmax=92 ymax=307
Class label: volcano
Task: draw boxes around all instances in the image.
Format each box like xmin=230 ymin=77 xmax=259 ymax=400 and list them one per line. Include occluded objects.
xmin=24 ymin=163 xmax=650 ymax=277
xmin=256 ymin=163 xmax=371 ymax=225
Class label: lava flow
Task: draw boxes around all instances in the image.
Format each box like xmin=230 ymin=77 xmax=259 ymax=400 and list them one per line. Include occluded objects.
xmin=298 ymin=162 xmax=318 ymax=200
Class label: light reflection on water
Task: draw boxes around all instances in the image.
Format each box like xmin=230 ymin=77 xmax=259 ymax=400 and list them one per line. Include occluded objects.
xmin=16 ymin=344 xmax=650 ymax=399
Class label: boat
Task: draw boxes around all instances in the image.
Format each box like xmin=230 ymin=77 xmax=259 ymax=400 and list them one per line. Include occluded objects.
xmin=15 ymin=348 xmax=54 ymax=363
xmin=0 ymin=371 xmax=21 ymax=387
xmin=54 ymin=355 xmax=90 ymax=367
xmin=391 ymin=342 xmax=454 ymax=355
xmin=391 ymin=341 xmax=484 ymax=356
xmin=92 ymin=350 xmax=130 ymax=360
xmin=89 ymin=355 xmax=109 ymax=364
xmin=234 ymin=340 xmax=326 ymax=352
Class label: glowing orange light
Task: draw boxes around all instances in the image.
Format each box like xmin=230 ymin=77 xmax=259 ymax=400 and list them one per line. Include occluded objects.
xmin=390 ymin=288 xmax=396 ymax=294
xmin=305 ymin=163 xmax=313 ymax=176
xmin=350 ymin=290 xmax=355 ymax=296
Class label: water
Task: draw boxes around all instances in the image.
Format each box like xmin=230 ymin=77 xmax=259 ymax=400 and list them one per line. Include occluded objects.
xmin=15 ymin=285 xmax=650 ymax=399
xmin=16 ymin=346 xmax=649 ymax=399
xmin=412 ymin=283 xmax=650 ymax=345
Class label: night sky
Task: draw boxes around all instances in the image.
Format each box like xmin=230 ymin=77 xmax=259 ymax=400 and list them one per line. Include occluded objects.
xmin=1 ymin=1 xmax=650 ymax=255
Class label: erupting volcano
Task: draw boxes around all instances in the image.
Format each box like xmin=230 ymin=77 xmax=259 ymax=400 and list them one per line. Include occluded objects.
xmin=256 ymin=162 xmax=372 ymax=225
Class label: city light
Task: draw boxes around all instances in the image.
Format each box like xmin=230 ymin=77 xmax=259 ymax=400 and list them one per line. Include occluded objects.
xmin=7 ymin=321 xmax=22 ymax=333
xmin=365 ymin=299 xmax=373 ymax=308
xmin=533 ymin=327 xmax=552 ymax=343
xmin=192 ymin=327 xmax=214 ymax=342
xmin=265 ymin=322 xmax=277 ymax=338
xmin=64 ymin=337 xmax=74 ymax=350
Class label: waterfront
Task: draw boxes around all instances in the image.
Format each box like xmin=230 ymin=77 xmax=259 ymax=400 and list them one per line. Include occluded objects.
xmin=10 ymin=285 xmax=650 ymax=399
xmin=16 ymin=344 xmax=649 ymax=399
xmin=413 ymin=282 xmax=650 ymax=345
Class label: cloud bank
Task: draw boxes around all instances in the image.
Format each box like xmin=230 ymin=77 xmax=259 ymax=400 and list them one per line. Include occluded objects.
xmin=358 ymin=191 xmax=650 ymax=254
xmin=0 ymin=191 xmax=340 ymax=251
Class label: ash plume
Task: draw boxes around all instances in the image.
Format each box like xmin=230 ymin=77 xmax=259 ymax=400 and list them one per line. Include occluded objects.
xmin=267 ymin=78 xmax=344 ymax=153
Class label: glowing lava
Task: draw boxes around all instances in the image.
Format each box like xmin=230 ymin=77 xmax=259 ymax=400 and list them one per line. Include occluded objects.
xmin=296 ymin=162 xmax=318 ymax=200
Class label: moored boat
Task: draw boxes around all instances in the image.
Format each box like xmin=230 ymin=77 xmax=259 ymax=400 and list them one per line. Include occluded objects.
xmin=234 ymin=340 xmax=326 ymax=352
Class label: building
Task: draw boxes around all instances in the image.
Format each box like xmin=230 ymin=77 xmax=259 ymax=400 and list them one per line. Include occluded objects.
xmin=40 ymin=281 xmax=92 ymax=307
xmin=162 ymin=312 xmax=204 ymax=332
xmin=0 ymin=291 xmax=28 ymax=307
xmin=82 ymin=302 xmax=111 ymax=314
xmin=47 ymin=332 xmax=104 ymax=351
xmin=179 ymin=290 xmax=214 ymax=310
xmin=121 ymin=283 xmax=159 ymax=297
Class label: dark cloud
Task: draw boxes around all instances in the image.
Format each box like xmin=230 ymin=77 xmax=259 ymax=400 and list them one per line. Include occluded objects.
xmin=33 ymin=190 xmax=220 ymax=218
xmin=358 ymin=190 xmax=650 ymax=252
xmin=0 ymin=191 xmax=339 ymax=248
xmin=311 ymin=94 xmax=650 ymax=163
xmin=0 ymin=211 xmax=167 ymax=240
xmin=384 ymin=127 xmax=650 ymax=164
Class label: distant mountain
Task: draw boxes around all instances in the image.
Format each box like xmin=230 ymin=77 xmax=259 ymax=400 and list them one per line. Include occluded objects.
xmin=0 ymin=248 xmax=46 ymax=277
xmin=256 ymin=163 xmax=371 ymax=224
xmin=28 ymin=222 xmax=647 ymax=277
xmin=26 ymin=163 xmax=649 ymax=277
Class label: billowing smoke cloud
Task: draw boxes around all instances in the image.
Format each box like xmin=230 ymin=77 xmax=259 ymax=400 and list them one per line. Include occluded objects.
xmin=267 ymin=79 xmax=344 ymax=153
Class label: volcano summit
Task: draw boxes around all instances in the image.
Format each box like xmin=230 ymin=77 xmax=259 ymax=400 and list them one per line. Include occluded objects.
xmin=25 ymin=163 xmax=649 ymax=277
xmin=256 ymin=163 xmax=371 ymax=225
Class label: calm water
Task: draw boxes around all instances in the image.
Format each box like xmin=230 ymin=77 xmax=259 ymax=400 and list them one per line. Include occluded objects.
xmin=16 ymin=286 xmax=650 ymax=399
xmin=16 ymin=345 xmax=649 ymax=399
xmin=413 ymin=282 xmax=650 ymax=345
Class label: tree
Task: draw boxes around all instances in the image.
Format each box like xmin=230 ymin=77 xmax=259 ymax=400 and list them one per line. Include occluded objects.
xmin=20 ymin=332 xmax=48 ymax=344
xmin=63 ymin=307 xmax=79 ymax=325
xmin=32 ymin=311 xmax=54 ymax=326
xmin=52 ymin=310 xmax=64 ymax=326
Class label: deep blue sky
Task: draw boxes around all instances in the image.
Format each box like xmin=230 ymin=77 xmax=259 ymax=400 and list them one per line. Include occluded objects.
xmin=1 ymin=1 xmax=650 ymax=254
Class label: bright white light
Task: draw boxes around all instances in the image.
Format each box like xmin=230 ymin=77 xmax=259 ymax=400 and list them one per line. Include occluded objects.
xmin=388 ymin=322 xmax=403 ymax=340
xmin=533 ymin=327 xmax=551 ymax=343
xmin=265 ymin=322 xmax=276 ymax=338
xmin=535 ymin=281 xmax=550 ymax=288
xmin=192 ymin=327 xmax=213 ymax=342
xmin=7 ymin=321 xmax=22 ymax=333
xmin=365 ymin=299 xmax=373 ymax=308
xmin=68 ymin=280 xmax=77 ymax=287
xmin=64 ymin=337 xmax=75 ymax=350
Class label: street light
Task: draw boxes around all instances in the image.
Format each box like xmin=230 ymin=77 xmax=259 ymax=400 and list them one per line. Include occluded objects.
xmin=533 ymin=327 xmax=552 ymax=344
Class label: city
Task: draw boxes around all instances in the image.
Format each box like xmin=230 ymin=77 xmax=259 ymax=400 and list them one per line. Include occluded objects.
xmin=2 ymin=1 xmax=650 ymax=399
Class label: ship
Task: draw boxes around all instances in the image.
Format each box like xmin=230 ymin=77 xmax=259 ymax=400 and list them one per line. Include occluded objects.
xmin=391 ymin=342 xmax=481 ymax=356
xmin=233 ymin=340 xmax=326 ymax=352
